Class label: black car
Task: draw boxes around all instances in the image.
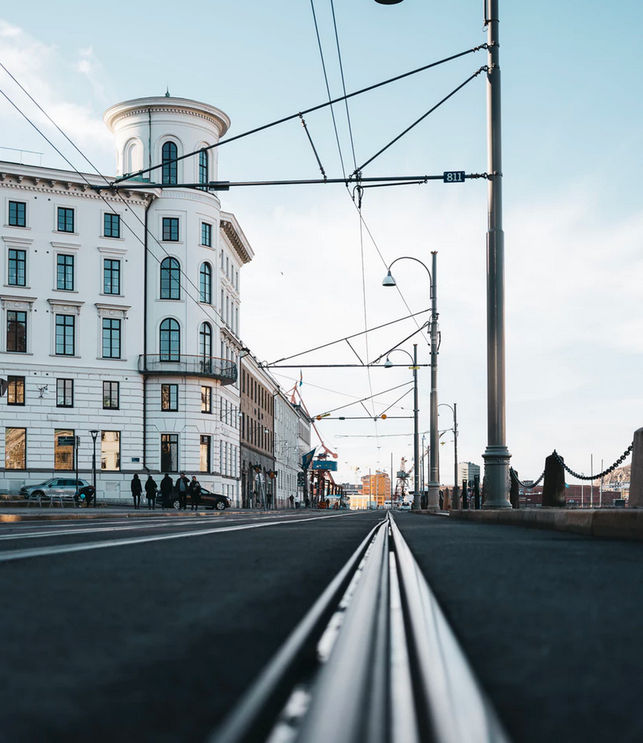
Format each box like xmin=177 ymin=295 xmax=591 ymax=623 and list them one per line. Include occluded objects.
xmin=157 ymin=487 xmax=230 ymax=511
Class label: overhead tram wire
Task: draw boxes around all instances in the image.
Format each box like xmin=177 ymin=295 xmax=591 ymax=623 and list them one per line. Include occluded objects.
xmin=309 ymin=0 xmax=346 ymax=179
xmin=0 ymin=70 xmax=230 ymax=336
xmin=109 ymin=43 xmax=488 ymax=186
xmin=313 ymin=380 xmax=413 ymax=418
xmin=329 ymin=0 xmax=358 ymax=172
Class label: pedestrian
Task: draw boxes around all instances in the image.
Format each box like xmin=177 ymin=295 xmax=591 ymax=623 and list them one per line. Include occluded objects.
xmin=130 ymin=473 xmax=142 ymax=509
xmin=145 ymin=475 xmax=157 ymax=510
xmin=288 ymin=494 xmax=295 ymax=509
xmin=176 ymin=472 xmax=189 ymax=510
xmin=189 ymin=476 xmax=201 ymax=511
xmin=160 ymin=473 xmax=173 ymax=508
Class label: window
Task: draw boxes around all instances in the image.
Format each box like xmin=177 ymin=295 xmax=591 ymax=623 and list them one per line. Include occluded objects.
xmin=103 ymin=381 xmax=119 ymax=409
xmin=102 ymin=318 xmax=121 ymax=358
xmin=101 ymin=431 xmax=120 ymax=471
xmin=162 ymin=217 xmax=179 ymax=242
xmin=104 ymin=213 xmax=121 ymax=238
xmin=103 ymin=259 xmax=121 ymax=295
xmin=7 ymin=310 xmax=27 ymax=352
xmin=54 ymin=429 xmax=74 ymax=470
xmin=200 ymin=262 xmax=212 ymax=303
xmin=161 ymin=433 xmax=178 ymax=472
xmin=159 ymin=318 xmax=180 ymax=361
xmin=162 ymin=141 xmax=178 ymax=185
xmin=56 ymin=378 xmax=73 ymax=407
xmin=7 ymin=376 xmax=25 ymax=405
xmin=199 ymin=150 xmax=209 ymax=187
xmin=56 ymin=254 xmax=74 ymax=290
xmin=57 ymin=207 xmax=74 ymax=233
xmin=160 ymin=257 xmax=180 ymax=298
xmin=200 ymin=434 xmax=211 ymax=473
xmin=8 ymin=201 xmax=26 ymax=227
xmin=201 ymin=222 xmax=212 ymax=247
xmin=200 ymin=322 xmax=212 ymax=363
xmin=5 ymin=428 xmax=26 ymax=469
xmin=8 ymin=249 xmax=26 ymax=286
xmin=55 ymin=314 xmax=75 ymax=355
xmin=201 ymin=385 xmax=212 ymax=413
xmin=161 ymin=383 xmax=179 ymax=411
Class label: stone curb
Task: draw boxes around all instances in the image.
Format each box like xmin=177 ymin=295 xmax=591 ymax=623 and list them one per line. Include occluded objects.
xmin=414 ymin=508 xmax=643 ymax=541
xmin=0 ymin=508 xmax=296 ymax=523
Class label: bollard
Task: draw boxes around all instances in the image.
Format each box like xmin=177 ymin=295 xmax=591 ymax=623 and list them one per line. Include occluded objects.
xmin=509 ymin=469 xmax=520 ymax=509
xmin=461 ymin=479 xmax=469 ymax=509
xmin=629 ymin=428 xmax=643 ymax=508
xmin=542 ymin=452 xmax=566 ymax=507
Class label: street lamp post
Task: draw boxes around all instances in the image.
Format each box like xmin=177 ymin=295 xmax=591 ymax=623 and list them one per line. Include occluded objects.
xmin=382 ymin=252 xmax=439 ymax=510
xmin=384 ymin=344 xmax=420 ymax=510
xmin=439 ymin=403 xmax=458 ymax=510
xmin=89 ymin=430 xmax=99 ymax=507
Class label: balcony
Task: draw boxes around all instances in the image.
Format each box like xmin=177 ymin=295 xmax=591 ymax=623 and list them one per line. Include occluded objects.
xmin=138 ymin=355 xmax=237 ymax=385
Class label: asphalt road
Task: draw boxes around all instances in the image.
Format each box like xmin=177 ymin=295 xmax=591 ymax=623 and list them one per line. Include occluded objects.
xmin=0 ymin=510 xmax=640 ymax=742
xmin=0 ymin=510 xmax=382 ymax=742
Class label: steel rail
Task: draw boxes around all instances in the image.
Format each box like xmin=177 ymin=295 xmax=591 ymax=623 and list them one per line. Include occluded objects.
xmin=210 ymin=518 xmax=386 ymax=743
xmin=210 ymin=513 xmax=511 ymax=742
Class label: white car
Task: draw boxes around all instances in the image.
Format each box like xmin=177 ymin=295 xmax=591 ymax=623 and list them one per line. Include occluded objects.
xmin=20 ymin=478 xmax=94 ymax=504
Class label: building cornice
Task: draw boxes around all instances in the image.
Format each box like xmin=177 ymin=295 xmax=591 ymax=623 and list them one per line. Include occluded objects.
xmin=104 ymin=97 xmax=231 ymax=137
xmin=220 ymin=212 xmax=254 ymax=265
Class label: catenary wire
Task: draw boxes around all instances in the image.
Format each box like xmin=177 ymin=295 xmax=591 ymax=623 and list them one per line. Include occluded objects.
xmin=110 ymin=44 xmax=487 ymax=185
xmin=329 ymin=0 xmax=358 ymax=172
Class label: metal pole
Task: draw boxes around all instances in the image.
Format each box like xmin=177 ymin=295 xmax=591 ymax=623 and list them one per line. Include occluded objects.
xmin=453 ymin=403 xmax=459 ymax=510
xmin=590 ymin=453 xmax=594 ymax=509
xmin=92 ymin=438 xmax=97 ymax=507
xmin=412 ymin=343 xmax=420 ymax=510
xmin=482 ymin=0 xmax=512 ymax=508
xmin=427 ymin=251 xmax=440 ymax=509
xmin=74 ymin=436 xmax=79 ymax=501
xmin=390 ymin=451 xmax=394 ymax=501
xmin=600 ymin=458 xmax=603 ymax=508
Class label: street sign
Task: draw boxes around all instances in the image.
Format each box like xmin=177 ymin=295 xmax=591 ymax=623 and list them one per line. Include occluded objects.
xmin=312 ymin=460 xmax=337 ymax=471
xmin=58 ymin=436 xmax=75 ymax=446
xmin=443 ymin=171 xmax=465 ymax=183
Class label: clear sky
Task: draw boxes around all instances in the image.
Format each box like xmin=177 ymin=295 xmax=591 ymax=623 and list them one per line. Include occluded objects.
xmin=1 ymin=1 xmax=642 ymax=487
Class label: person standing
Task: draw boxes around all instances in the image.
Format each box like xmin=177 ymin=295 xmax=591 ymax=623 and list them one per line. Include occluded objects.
xmin=130 ymin=473 xmax=142 ymax=509
xmin=145 ymin=475 xmax=158 ymax=510
xmin=176 ymin=472 xmax=189 ymax=510
xmin=160 ymin=473 xmax=173 ymax=508
xmin=189 ymin=476 xmax=201 ymax=511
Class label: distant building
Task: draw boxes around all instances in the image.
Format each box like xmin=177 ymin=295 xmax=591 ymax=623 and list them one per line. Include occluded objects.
xmin=360 ymin=471 xmax=391 ymax=508
xmin=458 ymin=462 xmax=480 ymax=487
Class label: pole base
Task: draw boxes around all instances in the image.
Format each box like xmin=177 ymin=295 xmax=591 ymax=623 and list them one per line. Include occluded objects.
xmin=482 ymin=445 xmax=512 ymax=508
xmin=426 ymin=483 xmax=441 ymax=511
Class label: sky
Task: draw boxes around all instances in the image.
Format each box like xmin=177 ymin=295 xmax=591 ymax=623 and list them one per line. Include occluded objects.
xmin=1 ymin=1 xmax=642 ymax=488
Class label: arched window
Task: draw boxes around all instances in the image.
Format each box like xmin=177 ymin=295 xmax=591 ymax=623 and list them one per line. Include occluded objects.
xmin=199 ymin=150 xmax=209 ymax=187
xmin=162 ymin=141 xmax=178 ymax=185
xmin=159 ymin=318 xmax=180 ymax=361
xmin=200 ymin=322 xmax=212 ymax=366
xmin=160 ymin=257 xmax=180 ymax=299
xmin=200 ymin=262 xmax=212 ymax=303
xmin=124 ymin=138 xmax=142 ymax=175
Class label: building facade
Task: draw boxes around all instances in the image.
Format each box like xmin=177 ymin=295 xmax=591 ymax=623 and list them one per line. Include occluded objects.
xmin=0 ymin=95 xmax=252 ymax=503
xmin=274 ymin=390 xmax=300 ymax=508
xmin=360 ymin=471 xmax=391 ymax=508
xmin=457 ymin=461 xmax=481 ymax=487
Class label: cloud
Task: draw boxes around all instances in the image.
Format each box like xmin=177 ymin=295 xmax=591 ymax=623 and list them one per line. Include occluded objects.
xmin=0 ymin=20 xmax=112 ymax=172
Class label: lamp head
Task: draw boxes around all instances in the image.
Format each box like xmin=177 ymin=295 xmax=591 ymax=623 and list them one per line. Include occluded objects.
xmin=374 ymin=0 xmax=404 ymax=4
xmin=382 ymin=270 xmax=396 ymax=287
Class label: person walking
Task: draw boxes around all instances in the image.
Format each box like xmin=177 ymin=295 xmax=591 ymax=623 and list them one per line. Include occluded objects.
xmin=189 ymin=476 xmax=201 ymax=511
xmin=160 ymin=473 xmax=174 ymax=508
xmin=130 ymin=473 xmax=142 ymax=509
xmin=145 ymin=475 xmax=158 ymax=510
xmin=176 ymin=472 xmax=189 ymax=510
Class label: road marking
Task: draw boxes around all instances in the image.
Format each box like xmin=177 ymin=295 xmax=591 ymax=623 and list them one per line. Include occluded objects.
xmin=0 ymin=513 xmax=358 ymax=562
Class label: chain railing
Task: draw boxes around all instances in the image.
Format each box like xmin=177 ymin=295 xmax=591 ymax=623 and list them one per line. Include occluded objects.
xmin=552 ymin=443 xmax=633 ymax=481
xmin=510 ymin=468 xmax=544 ymax=489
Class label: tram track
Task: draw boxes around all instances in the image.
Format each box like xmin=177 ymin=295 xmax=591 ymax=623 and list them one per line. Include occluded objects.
xmin=212 ymin=512 xmax=509 ymax=743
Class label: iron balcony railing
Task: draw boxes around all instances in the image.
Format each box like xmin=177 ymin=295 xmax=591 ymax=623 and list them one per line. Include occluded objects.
xmin=138 ymin=354 xmax=237 ymax=385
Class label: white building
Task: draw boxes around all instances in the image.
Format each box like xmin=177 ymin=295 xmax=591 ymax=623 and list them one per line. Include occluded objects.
xmin=274 ymin=390 xmax=301 ymax=508
xmin=0 ymin=95 xmax=253 ymax=504
xmin=457 ymin=461 xmax=481 ymax=487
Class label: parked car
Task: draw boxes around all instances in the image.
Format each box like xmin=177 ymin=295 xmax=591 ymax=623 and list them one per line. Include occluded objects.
xmin=20 ymin=478 xmax=95 ymax=505
xmin=399 ymin=502 xmax=412 ymax=511
xmin=158 ymin=486 xmax=231 ymax=511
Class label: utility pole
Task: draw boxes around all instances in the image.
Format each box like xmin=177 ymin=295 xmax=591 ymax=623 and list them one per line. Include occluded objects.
xmin=453 ymin=403 xmax=459 ymax=510
xmin=412 ymin=343 xmax=420 ymax=510
xmin=427 ymin=251 xmax=440 ymax=509
xmin=482 ymin=0 xmax=512 ymax=508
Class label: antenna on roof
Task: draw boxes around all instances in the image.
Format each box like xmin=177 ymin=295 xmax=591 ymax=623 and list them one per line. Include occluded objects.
xmin=165 ymin=87 xmax=170 ymax=97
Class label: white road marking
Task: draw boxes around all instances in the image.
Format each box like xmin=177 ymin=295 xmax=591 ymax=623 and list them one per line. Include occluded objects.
xmin=0 ymin=513 xmax=357 ymax=562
